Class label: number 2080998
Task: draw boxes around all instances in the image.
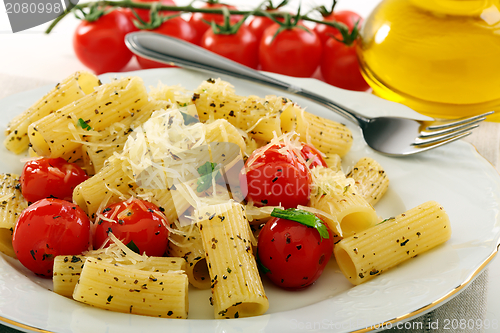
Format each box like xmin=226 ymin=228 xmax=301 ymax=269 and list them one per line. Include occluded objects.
xmin=5 ymin=2 xmax=63 ymax=14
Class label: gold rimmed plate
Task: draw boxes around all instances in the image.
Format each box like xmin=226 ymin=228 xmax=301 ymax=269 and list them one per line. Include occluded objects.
xmin=0 ymin=68 xmax=499 ymax=332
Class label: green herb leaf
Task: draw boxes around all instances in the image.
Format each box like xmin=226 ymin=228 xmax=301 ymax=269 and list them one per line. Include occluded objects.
xmin=376 ymin=217 xmax=395 ymax=225
xmin=126 ymin=240 xmax=140 ymax=254
xmin=271 ymin=208 xmax=330 ymax=240
xmin=197 ymin=161 xmax=221 ymax=192
xmin=77 ymin=118 xmax=92 ymax=131
xmin=181 ymin=111 xmax=199 ymax=125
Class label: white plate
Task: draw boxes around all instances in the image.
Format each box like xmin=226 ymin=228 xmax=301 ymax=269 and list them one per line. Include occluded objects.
xmin=0 ymin=68 xmax=499 ymax=333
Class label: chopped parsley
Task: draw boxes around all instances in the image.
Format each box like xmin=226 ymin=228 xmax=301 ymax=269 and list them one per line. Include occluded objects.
xmin=77 ymin=118 xmax=92 ymax=131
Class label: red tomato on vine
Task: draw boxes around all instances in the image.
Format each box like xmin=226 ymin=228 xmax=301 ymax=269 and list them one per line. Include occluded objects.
xmin=200 ymin=16 xmax=259 ymax=69
xmin=245 ymin=0 xmax=289 ymax=41
xmin=131 ymin=0 xmax=176 ymax=23
xmin=320 ymin=26 xmax=369 ymax=91
xmin=259 ymin=15 xmax=322 ymax=78
xmin=135 ymin=16 xmax=198 ymax=69
xmin=314 ymin=10 xmax=363 ymax=46
xmin=189 ymin=1 xmax=242 ymax=45
xmin=73 ymin=8 xmax=137 ymax=74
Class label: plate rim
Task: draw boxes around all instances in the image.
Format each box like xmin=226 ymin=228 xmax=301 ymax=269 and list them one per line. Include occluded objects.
xmin=0 ymin=67 xmax=499 ymax=333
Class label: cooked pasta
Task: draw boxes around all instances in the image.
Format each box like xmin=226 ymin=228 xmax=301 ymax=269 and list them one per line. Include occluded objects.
xmin=334 ymin=200 xmax=452 ymax=285
xmin=347 ymin=157 xmax=389 ymax=206
xmin=83 ymin=99 xmax=171 ymax=174
xmin=4 ymin=71 xmax=101 ymax=154
xmin=28 ymin=77 xmax=149 ymax=162
xmin=309 ymin=167 xmax=379 ymax=238
xmin=0 ymin=173 xmax=28 ymax=258
xmin=73 ymin=257 xmax=189 ymax=318
xmin=0 ymin=72 xmax=455 ymax=321
xmin=167 ymin=223 xmax=211 ymax=289
xmin=197 ymin=202 xmax=269 ymax=318
xmin=53 ymin=252 xmax=186 ymax=298
xmin=295 ymin=109 xmax=353 ymax=157
xmin=193 ymin=79 xmax=302 ymax=142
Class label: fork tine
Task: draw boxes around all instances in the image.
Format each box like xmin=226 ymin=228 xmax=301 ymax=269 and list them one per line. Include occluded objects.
xmin=426 ymin=111 xmax=494 ymax=130
xmin=413 ymin=125 xmax=477 ymax=146
xmin=420 ymin=120 xmax=483 ymax=138
xmin=410 ymin=132 xmax=472 ymax=153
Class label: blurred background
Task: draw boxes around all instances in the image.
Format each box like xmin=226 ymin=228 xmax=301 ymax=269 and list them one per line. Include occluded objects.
xmin=0 ymin=0 xmax=381 ymax=81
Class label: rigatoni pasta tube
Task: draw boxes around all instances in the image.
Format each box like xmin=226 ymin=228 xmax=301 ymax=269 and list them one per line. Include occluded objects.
xmin=168 ymin=224 xmax=211 ymax=289
xmin=347 ymin=157 xmax=389 ymax=206
xmin=334 ymin=201 xmax=452 ymax=285
xmin=197 ymin=202 xmax=269 ymax=319
xmin=295 ymin=109 xmax=353 ymax=157
xmin=0 ymin=173 xmax=28 ymax=258
xmin=4 ymin=71 xmax=100 ymax=154
xmin=73 ymin=257 xmax=189 ymax=318
xmin=53 ymin=254 xmax=185 ymax=298
xmin=28 ymin=77 xmax=148 ymax=161
xmin=310 ymin=167 xmax=378 ymax=238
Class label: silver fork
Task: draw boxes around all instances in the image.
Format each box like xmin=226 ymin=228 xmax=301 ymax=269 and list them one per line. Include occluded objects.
xmin=125 ymin=32 xmax=494 ymax=156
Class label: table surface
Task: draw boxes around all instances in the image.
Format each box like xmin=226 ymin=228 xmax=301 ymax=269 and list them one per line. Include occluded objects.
xmin=0 ymin=0 xmax=499 ymax=332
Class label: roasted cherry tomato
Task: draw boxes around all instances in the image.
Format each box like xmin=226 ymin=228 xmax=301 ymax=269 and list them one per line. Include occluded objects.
xmin=301 ymin=143 xmax=327 ymax=169
xmin=12 ymin=198 xmax=91 ymax=277
xmin=20 ymin=157 xmax=89 ymax=203
xmin=259 ymin=22 xmax=322 ymax=77
xmin=240 ymin=143 xmax=311 ymax=209
xmin=257 ymin=209 xmax=334 ymax=289
xmin=200 ymin=24 xmax=259 ymax=69
xmin=93 ymin=199 xmax=169 ymax=256
xmin=73 ymin=10 xmax=137 ymax=74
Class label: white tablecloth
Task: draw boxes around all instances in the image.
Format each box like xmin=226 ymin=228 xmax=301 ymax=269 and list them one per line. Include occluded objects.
xmin=0 ymin=0 xmax=499 ymax=332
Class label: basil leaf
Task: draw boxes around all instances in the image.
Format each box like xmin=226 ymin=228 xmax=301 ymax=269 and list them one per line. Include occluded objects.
xmin=197 ymin=161 xmax=221 ymax=192
xmin=77 ymin=118 xmax=92 ymax=131
xmin=126 ymin=240 xmax=140 ymax=254
xmin=271 ymin=208 xmax=330 ymax=240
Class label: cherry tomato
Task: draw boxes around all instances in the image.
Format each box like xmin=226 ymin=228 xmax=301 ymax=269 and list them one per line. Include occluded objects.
xmin=245 ymin=15 xmax=274 ymax=42
xmin=136 ymin=17 xmax=198 ymax=69
xmin=73 ymin=10 xmax=137 ymax=74
xmin=245 ymin=10 xmax=287 ymax=42
xmin=20 ymin=157 xmax=89 ymax=203
xmin=257 ymin=212 xmax=334 ymax=289
xmin=131 ymin=0 xmax=177 ymax=23
xmin=12 ymin=198 xmax=91 ymax=277
xmin=200 ymin=24 xmax=259 ymax=69
xmin=188 ymin=3 xmax=241 ymax=45
xmin=259 ymin=23 xmax=322 ymax=77
xmin=321 ymin=37 xmax=370 ymax=91
xmin=314 ymin=10 xmax=363 ymax=46
xmin=240 ymin=144 xmax=311 ymax=209
xmin=93 ymin=199 xmax=169 ymax=256
xmin=301 ymin=143 xmax=327 ymax=169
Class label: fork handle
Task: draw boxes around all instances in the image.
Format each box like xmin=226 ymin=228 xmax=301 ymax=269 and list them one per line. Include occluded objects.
xmin=125 ymin=32 xmax=365 ymax=126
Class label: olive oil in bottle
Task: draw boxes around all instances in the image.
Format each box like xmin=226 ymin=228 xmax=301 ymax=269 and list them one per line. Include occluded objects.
xmin=357 ymin=0 xmax=500 ymax=119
